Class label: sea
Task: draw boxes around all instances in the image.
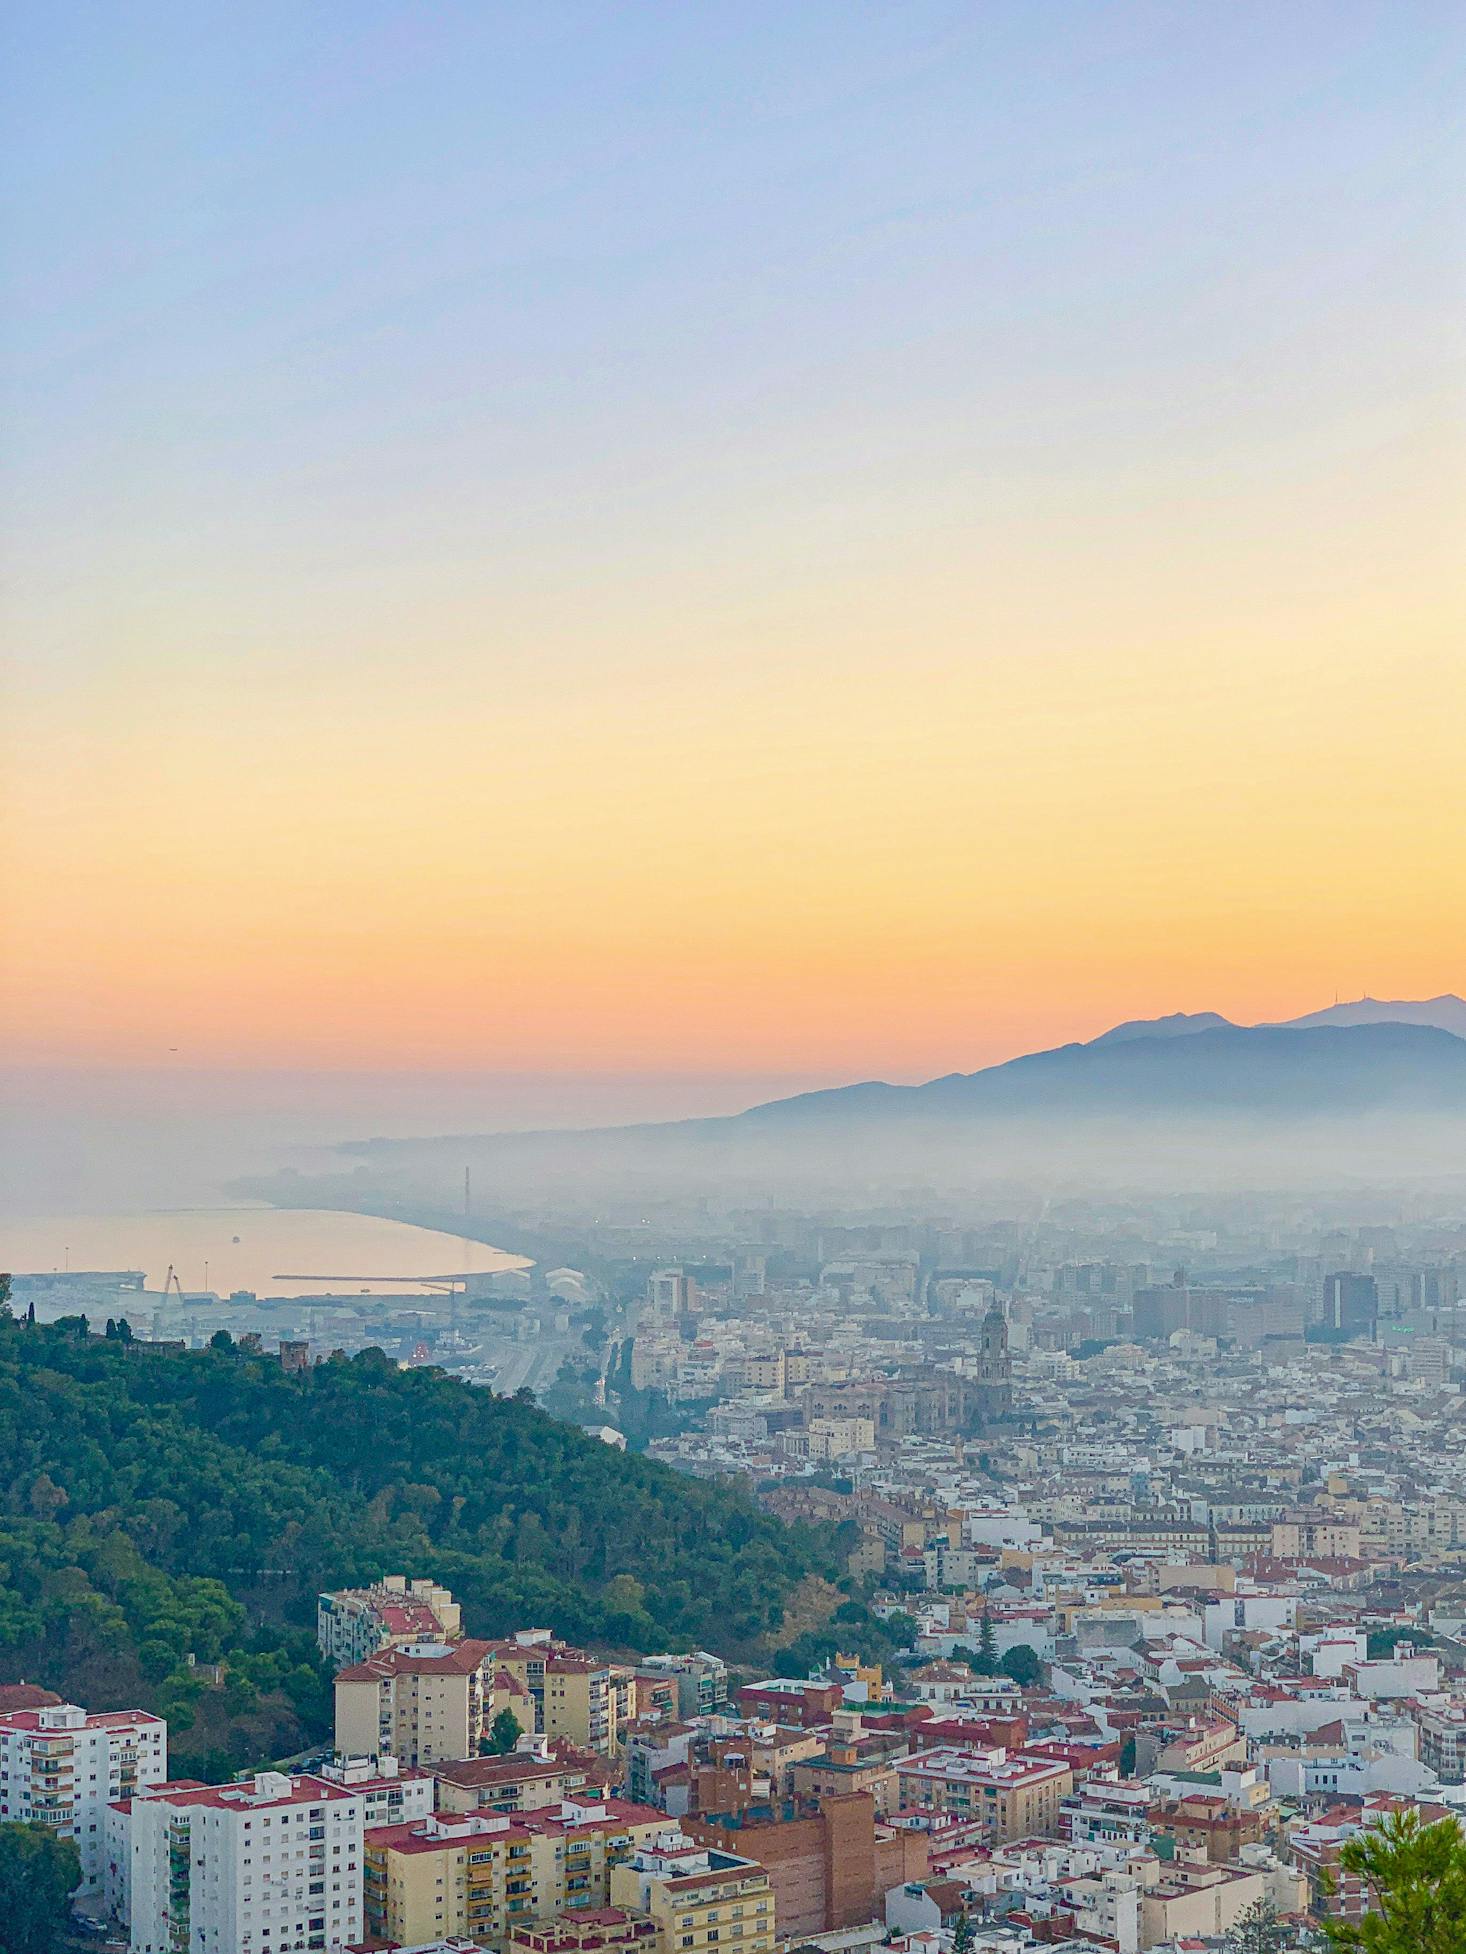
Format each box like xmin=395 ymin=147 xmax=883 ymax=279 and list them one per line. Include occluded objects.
xmin=0 ymin=1205 xmax=527 ymax=1301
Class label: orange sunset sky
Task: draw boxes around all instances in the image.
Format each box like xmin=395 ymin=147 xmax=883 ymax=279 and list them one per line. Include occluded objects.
xmin=4 ymin=4 xmax=1464 ymax=1089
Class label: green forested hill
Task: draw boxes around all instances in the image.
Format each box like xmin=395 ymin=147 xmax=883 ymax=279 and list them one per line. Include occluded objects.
xmin=0 ymin=1315 xmax=845 ymax=1774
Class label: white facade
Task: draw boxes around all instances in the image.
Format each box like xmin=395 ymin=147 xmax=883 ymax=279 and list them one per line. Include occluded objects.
xmin=1346 ymin=1653 xmax=1442 ymax=1699
xmin=129 ymin=1771 xmax=364 ymax=1954
xmin=106 ymin=1781 xmax=202 ymax=1929
xmin=309 ymin=1753 xmax=434 ymax=1827
xmin=0 ymin=1701 xmax=167 ymax=1896
xmin=1266 ymin=1747 xmax=1438 ymax=1800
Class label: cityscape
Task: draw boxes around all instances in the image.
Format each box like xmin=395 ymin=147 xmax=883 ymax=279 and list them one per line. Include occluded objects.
xmin=4 ymin=4 xmax=1465 ymax=1953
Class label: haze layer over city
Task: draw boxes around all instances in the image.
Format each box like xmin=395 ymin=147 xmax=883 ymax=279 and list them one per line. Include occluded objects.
xmin=2 ymin=5 xmax=1465 ymax=1953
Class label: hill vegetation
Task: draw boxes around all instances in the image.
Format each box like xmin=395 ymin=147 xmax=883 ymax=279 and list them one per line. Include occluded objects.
xmin=0 ymin=1309 xmax=846 ymax=1776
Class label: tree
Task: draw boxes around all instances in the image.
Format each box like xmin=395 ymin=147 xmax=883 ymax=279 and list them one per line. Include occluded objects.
xmin=0 ymin=1821 xmax=83 ymax=1954
xmin=0 ymin=1272 xmax=11 ymax=1318
xmin=1322 ymin=1808 xmax=1466 ymax=1954
xmin=951 ymin=1910 xmax=975 ymax=1954
xmin=0 ymin=1313 xmax=848 ymax=1718
xmin=884 ymin=1610 xmax=919 ymax=1650
xmin=488 ymin=1707 xmax=523 ymax=1755
xmin=28 ymin=1474 xmax=68 ymax=1520
xmin=1225 ymin=1896 xmax=1290 ymax=1953
xmin=1366 ymin=1625 xmax=1434 ymax=1661
xmin=999 ymin=1643 xmax=1041 ymax=1688
xmin=1118 ymin=1734 xmax=1138 ymax=1777
xmin=975 ymin=1610 xmax=999 ymax=1673
xmin=210 ymin=1329 xmax=235 ymax=1351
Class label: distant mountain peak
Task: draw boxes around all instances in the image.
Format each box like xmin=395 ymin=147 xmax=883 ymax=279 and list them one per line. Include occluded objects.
xmin=1089 ymin=1010 xmax=1235 ymax=1047
xmin=1276 ymin=994 xmax=1466 ymax=1040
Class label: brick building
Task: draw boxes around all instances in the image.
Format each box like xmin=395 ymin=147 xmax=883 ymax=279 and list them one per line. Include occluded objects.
xmin=685 ymin=1792 xmax=927 ymax=1941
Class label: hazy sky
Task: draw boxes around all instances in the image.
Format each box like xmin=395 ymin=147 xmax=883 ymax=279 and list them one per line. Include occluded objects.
xmin=5 ymin=2 xmax=1464 ymax=1086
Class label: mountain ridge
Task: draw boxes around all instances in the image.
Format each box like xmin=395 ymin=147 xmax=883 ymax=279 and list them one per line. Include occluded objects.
xmin=1273 ymin=993 xmax=1466 ymax=1038
xmin=729 ymin=1019 xmax=1466 ymax=1127
xmin=316 ymin=999 xmax=1466 ymax=1187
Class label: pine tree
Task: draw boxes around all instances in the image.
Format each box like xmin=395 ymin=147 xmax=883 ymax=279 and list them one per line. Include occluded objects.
xmin=1224 ymin=1897 xmax=1288 ymax=1953
xmin=975 ymin=1609 xmax=998 ymax=1673
xmin=1323 ymin=1809 xmax=1466 ymax=1954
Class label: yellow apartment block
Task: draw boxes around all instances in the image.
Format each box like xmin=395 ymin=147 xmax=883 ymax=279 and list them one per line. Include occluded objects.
xmin=335 ymin=1637 xmax=493 ymax=1767
xmin=609 ymin=1835 xmax=775 ymax=1954
xmin=364 ymin=1798 xmax=669 ymax=1945
xmin=545 ymin=1655 xmax=618 ymax=1753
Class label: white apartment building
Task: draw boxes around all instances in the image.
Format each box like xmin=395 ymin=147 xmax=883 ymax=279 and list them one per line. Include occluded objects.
xmin=106 ymin=1780 xmax=209 ymax=1931
xmin=129 ymin=1770 xmax=364 ymax=1954
xmin=108 ymin=1761 xmax=429 ymax=1941
xmin=309 ymin=1752 xmax=435 ymax=1826
xmin=0 ymin=1701 xmax=167 ymax=1896
xmin=317 ymin=1576 xmax=462 ymax=1672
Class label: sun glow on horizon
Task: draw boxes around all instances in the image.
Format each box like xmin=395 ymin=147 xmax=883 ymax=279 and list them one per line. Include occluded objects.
xmin=4 ymin=4 xmax=1463 ymax=1081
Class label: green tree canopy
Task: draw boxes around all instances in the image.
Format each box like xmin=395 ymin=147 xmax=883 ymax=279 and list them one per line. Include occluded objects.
xmin=0 ymin=1822 xmax=83 ymax=1954
xmin=0 ymin=1317 xmax=846 ymax=1770
xmin=999 ymin=1643 xmax=1041 ymax=1688
xmin=488 ymin=1706 xmax=524 ymax=1754
xmin=1323 ymin=1809 xmax=1466 ymax=1954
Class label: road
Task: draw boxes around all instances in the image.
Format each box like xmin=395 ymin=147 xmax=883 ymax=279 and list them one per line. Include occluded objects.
xmin=466 ymin=1327 xmax=579 ymax=1400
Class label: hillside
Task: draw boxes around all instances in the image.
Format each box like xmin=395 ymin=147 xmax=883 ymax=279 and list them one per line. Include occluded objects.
xmin=739 ymin=1021 xmax=1466 ymax=1126
xmin=232 ymin=1002 xmax=1466 ymax=1213
xmin=0 ymin=1313 xmax=845 ymax=1773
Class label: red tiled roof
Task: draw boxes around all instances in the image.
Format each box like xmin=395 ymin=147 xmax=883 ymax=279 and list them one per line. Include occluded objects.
xmin=0 ymin=1685 xmax=62 ymax=1714
xmin=108 ymin=1779 xmax=208 ymax=1814
xmin=367 ymin=1799 xmax=666 ymax=1857
xmin=0 ymin=1708 xmax=164 ymax=1733
xmin=337 ymin=1637 xmax=495 ymax=1681
xmin=151 ymin=1779 xmax=357 ymax=1813
xmin=432 ymin=1755 xmax=577 ymax=1788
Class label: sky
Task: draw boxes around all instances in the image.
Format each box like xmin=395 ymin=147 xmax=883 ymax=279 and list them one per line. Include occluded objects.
xmin=4 ymin=0 xmax=1464 ymax=1104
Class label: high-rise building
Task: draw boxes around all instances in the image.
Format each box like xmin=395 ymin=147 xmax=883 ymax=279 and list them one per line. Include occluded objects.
xmin=632 ymin=1654 xmax=729 ymax=1722
xmin=0 ymin=1700 xmax=167 ymax=1897
xmin=335 ymin=1639 xmax=495 ymax=1766
xmin=543 ymin=1656 xmax=619 ymax=1754
xmin=1132 ymin=1286 xmax=1230 ymax=1342
xmin=363 ymin=1798 xmax=669 ymax=1945
xmin=647 ymin=1270 xmax=699 ymax=1320
xmin=317 ymin=1575 xmax=462 ymax=1671
xmin=731 ymin=1249 xmax=768 ymax=1300
xmin=1323 ymin=1273 xmax=1379 ymax=1340
xmin=127 ymin=1770 xmax=365 ymax=1954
